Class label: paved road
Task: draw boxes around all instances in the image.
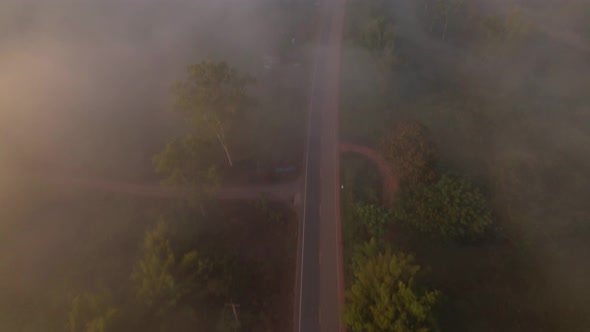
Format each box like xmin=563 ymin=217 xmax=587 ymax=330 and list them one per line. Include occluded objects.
xmin=295 ymin=0 xmax=345 ymax=331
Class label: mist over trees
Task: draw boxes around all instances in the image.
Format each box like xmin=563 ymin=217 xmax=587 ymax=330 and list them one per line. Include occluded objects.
xmin=341 ymin=0 xmax=590 ymax=330
xmin=1 ymin=0 xmax=308 ymax=330
xmin=1 ymin=0 xmax=590 ymax=330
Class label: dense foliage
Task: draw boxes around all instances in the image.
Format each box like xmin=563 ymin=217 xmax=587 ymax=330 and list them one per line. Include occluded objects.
xmin=171 ymin=61 xmax=255 ymax=167
xmin=153 ymin=135 xmax=220 ymax=191
xmin=345 ymin=239 xmax=439 ymax=332
xmin=380 ymin=121 xmax=438 ymax=188
xmin=67 ymin=292 xmax=117 ymax=332
xmin=355 ymin=203 xmax=392 ymax=238
xmin=393 ymin=174 xmax=492 ymax=240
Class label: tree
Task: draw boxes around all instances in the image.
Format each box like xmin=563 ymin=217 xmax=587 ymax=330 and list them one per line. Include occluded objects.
xmin=393 ymin=174 xmax=492 ymax=240
xmin=67 ymin=292 xmax=117 ymax=332
xmin=131 ymin=221 xmax=182 ymax=314
xmin=380 ymin=121 xmax=438 ymax=188
xmin=474 ymin=6 xmax=529 ymax=59
xmin=345 ymin=239 xmax=439 ymax=332
xmin=357 ymin=16 xmax=397 ymax=93
xmin=130 ymin=220 xmax=224 ymax=316
xmin=355 ymin=203 xmax=392 ymax=238
xmin=172 ymin=61 xmax=255 ymax=167
xmin=153 ymin=135 xmax=220 ymax=195
xmin=433 ymin=0 xmax=464 ymax=41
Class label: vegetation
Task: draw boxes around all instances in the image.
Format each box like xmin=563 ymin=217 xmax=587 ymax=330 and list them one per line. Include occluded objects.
xmin=345 ymin=239 xmax=439 ymax=332
xmin=153 ymin=136 xmax=220 ymax=194
xmin=1 ymin=1 xmax=311 ymax=329
xmin=171 ymin=61 xmax=255 ymax=167
xmin=355 ymin=203 xmax=391 ymax=238
xmin=393 ymin=174 xmax=492 ymax=240
xmin=380 ymin=121 xmax=438 ymax=188
xmin=131 ymin=220 xmax=230 ymax=316
xmin=341 ymin=0 xmax=590 ymax=330
xmin=67 ymin=292 xmax=118 ymax=332
xmin=2 ymin=0 xmax=590 ymax=330
xmin=341 ymin=155 xmax=383 ymax=274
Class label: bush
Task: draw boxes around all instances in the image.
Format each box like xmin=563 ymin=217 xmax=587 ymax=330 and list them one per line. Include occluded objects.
xmin=393 ymin=174 xmax=492 ymax=240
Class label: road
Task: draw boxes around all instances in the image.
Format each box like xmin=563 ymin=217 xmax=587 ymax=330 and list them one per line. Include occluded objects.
xmin=295 ymin=0 xmax=345 ymax=331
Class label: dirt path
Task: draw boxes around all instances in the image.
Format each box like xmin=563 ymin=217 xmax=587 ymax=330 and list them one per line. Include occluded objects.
xmin=24 ymin=143 xmax=392 ymax=207
xmin=41 ymin=172 xmax=300 ymax=202
xmin=340 ymin=142 xmax=398 ymax=205
xmin=34 ymin=143 xmax=394 ymax=205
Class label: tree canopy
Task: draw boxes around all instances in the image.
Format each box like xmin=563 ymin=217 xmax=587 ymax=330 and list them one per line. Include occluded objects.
xmin=380 ymin=121 xmax=438 ymax=188
xmin=392 ymin=174 xmax=492 ymax=240
xmin=67 ymin=292 xmax=117 ymax=332
xmin=355 ymin=203 xmax=392 ymax=238
xmin=345 ymin=239 xmax=439 ymax=332
xmin=153 ymin=135 xmax=220 ymax=199
xmin=131 ymin=220 xmax=229 ymax=317
xmin=171 ymin=61 xmax=255 ymax=167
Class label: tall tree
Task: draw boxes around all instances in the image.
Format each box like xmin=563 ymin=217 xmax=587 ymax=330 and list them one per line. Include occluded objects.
xmin=131 ymin=221 xmax=182 ymax=314
xmin=345 ymin=239 xmax=439 ymax=332
xmin=172 ymin=61 xmax=255 ymax=167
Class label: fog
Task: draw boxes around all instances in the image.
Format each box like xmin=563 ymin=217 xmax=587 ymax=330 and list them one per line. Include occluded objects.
xmin=1 ymin=1 xmax=297 ymax=329
xmin=1 ymin=0 xmax=589 ymax=330
xmin=1 ymin=0 xmax=287 ymax=180
xmin=341 ymin=0 xmax=590 ymax=327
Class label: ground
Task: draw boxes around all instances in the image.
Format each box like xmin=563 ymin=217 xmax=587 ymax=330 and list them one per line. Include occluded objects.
xmin=0 ymin=172 xmax=298 ymax=331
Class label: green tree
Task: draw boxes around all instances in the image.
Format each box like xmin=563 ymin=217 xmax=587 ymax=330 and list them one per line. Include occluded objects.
xmin=172 ymin=61 xmax=255 ymax=167
xmin=358 ymin=16 xmax=397 ymax=92
xmin=131 ymin=221 xmax=181 ymax=314
xmin=474 ymin=6 xmax=529 ymax=58
xmin=345 ymin=239 xmax=439 ymax=332
xmin=380 ymin=121 xmax=438 ymax=188
xmin=153 ymin=135 xmax=220 ymax=201
xmin=393 ymin=174 xmax=492 ymax=240
xmin=355 ymin=204 xmax=392 ymax=238
xmin=131 ymin=221 xmax=224 ymax=315
xmin=67 ymin=292 xmax=117 ymax=332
